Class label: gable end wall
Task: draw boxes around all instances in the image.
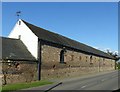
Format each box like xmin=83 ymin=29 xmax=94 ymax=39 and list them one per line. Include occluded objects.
xmin=8 ymin=20 xmax=38 ymax=59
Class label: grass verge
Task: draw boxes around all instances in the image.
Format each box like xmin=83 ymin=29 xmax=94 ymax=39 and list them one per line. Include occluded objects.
xmin=1 ymin=80 xmax=53 ymax=92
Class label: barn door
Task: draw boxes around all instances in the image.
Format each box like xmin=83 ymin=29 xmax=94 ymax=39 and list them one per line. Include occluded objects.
xmin=60 ymin=48 xmax=67 ymax=64
xmin=60 ymin=49 xmax=64 ymax=63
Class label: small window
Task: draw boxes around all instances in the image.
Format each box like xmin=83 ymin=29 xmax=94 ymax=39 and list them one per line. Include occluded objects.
xmin=53 ymin=65 xmax=56 ymax=68
xmin=79 ymin=56 xmax=81 ymax=60
xmin=90 ymin=62 xmax=93 ymax=65
xmin=19 ymin=21 xmax=21 ymax=25
xmin=90 ymin=56 xmax=93 ymax=64
xmin=86 ymin=56 xmax=88 ymax=62
xmin=60 ymin=49 xmax=66 ymax=64
xmin=111 ymin=64 xmax=112 ymax=66
xmin=90 ymin=56 xmax=92 ymax=60
xmin=71 ymin=55 xmax=74 ymax=61
xmin=18 ymin=35 xmax=21 ymax=39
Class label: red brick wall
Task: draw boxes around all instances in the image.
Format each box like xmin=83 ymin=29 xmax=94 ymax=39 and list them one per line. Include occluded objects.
xmin=41 ymin=45 xmax=115 ymax=80
xmin=1 ymin=45 xmax=115 ymax=84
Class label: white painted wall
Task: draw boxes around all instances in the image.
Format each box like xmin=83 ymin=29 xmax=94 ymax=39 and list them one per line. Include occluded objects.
xmin=8 ymin=19 xmax=38 ymax=59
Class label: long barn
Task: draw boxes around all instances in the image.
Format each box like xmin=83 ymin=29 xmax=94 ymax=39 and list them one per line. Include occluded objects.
xmin=2 ymin=19 xmax=116 ymax=84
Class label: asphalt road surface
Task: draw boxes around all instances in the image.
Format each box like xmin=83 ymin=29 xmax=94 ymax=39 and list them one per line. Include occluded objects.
xmin=50 ymin=70 xmax=119 ymax=91
xmin=20 ymin=70 xmax=120 ymax=92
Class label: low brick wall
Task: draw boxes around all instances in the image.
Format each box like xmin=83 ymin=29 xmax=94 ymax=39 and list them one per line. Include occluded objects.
xmin=1 ymin=61 xmax=37 ymax=85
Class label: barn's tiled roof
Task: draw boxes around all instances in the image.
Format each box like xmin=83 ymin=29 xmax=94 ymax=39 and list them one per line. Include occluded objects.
xmin=1 ymin=37 xmax=36 ymax=61
xmin=22 ymin=20 xmax=115 ymax=59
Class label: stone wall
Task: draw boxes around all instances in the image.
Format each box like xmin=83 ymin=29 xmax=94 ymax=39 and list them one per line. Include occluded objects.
xmin=1 ymin=61 xmax=37 ymax=85
xmin=1 ymin=44 xmax=115 ymax=85
xmin=41 ymin=45 xmax=115 ymax=80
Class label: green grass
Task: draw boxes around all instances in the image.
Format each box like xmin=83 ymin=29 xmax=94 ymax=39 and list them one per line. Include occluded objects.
xmin=1 ymin=80 xmax=53 ymax=92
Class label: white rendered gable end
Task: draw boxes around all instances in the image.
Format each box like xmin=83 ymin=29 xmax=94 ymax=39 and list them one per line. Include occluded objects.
xmin=8 ymin=19 xmax=38 ymax=59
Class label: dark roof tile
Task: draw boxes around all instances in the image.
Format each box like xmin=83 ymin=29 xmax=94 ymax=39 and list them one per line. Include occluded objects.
xmin=1 ymin=37 xmax=36 ymax=61
xmin=22 ymin=20 xmax=115 ymax=59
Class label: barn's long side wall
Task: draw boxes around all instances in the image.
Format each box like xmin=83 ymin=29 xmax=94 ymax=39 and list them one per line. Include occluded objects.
xmin=41 ymin=45 xmax=115 ymax=79
xmin=1 ymin=45 xmax=115 ymax=85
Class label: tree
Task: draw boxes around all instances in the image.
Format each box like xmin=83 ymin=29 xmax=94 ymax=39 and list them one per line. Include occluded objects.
xmin=106 ymin=50 xmax=119 ymax=61
xmin=106 ymin=50 xmax=120 ymax=70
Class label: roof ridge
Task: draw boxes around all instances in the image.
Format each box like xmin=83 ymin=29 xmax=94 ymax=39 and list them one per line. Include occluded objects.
xmin=22 ymin=19 xmax=62 ymax=35
xmin=0 ymin=36 xmax=20 ymax=40
xmin=21 ymin=19 xmax=115 ymax=59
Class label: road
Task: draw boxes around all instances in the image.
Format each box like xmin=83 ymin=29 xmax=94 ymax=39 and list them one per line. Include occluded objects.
xmin=50 ymin=70 xmax=119 ymax=91
xmin=21 ymin=70 xmax=119 ymax=92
